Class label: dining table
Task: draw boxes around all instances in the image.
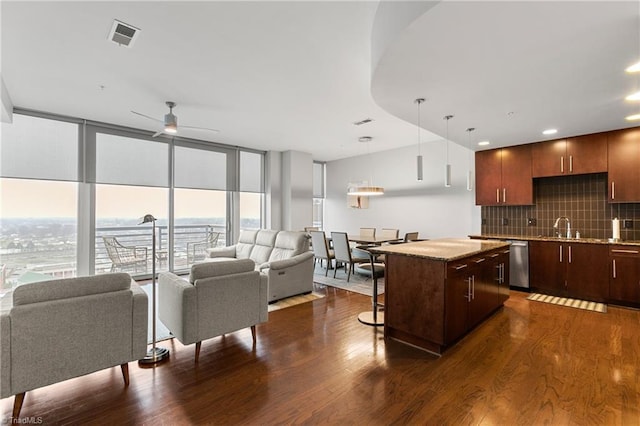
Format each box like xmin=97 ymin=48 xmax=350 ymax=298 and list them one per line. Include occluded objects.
xmin=347 ymin=234 xmax=402 ymax=245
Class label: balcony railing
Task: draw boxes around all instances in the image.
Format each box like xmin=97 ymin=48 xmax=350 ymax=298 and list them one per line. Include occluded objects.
xmin=96 ymin=224 xmax=227 ymax=275
xmin=1 ymin=224 xmax=228 ymax=288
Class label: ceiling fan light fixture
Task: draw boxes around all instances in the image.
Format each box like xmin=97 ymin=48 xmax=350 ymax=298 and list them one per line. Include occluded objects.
xmin=164 ymin=123 xmax=177 ymax=134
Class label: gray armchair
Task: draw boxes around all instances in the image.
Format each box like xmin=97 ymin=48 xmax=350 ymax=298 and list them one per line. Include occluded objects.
xmin=158 ymin=259 xmax=268 ymax=362
xmin=0 ymin=273 xmax=148 ymax=418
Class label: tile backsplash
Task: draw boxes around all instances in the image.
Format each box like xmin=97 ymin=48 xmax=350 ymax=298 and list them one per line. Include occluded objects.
xmin=481 ymin=173 xmax=640 ymax=241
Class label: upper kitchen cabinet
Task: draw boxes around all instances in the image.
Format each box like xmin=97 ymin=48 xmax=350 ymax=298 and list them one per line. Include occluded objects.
xmin=608 ymin=127 xmax=640 ymax=203
xmin=531 ymin=133 xmax=607 ymax=177
xmin=475 ymin=145 xmax=533 ymax=206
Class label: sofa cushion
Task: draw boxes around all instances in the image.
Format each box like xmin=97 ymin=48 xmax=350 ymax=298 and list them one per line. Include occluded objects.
xmin=235 ymin=229 xmax=258 ymax=259
xmin=189 ymin=258 xmax=256 ymax=283
xmin=249 ymin=230 xmax=278 ymax=264
xmin=12 ymin=273 xmax=132 ymax=306
xmin=269 ymin=231 xmax=309 ymax=261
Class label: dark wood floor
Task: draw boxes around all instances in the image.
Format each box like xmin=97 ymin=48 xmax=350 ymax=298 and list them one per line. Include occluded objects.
xmin=3 ymin=284 xmax=640 ymax=425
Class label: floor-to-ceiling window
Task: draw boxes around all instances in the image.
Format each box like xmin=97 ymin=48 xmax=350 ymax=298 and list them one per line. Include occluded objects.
xmin=173 ymin=142 xmax=231 ymax=271
xmin=0 ymin=110 xmax=265 ymax=283
xmin=239 ymin=151 xmax=264 ymax=230
xmin=91 ymin=131 xmax=170 ymax=276
xmin=0 ymin=114 xmax=80 ymax=289
xmin=312 ymin=161 xmax=325 ymax=229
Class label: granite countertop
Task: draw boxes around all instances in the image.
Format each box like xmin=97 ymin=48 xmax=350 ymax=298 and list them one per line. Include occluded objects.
xmin=469 ymin=234 xmax=640 ymax=246
xmin=368 ymin=238 xmax=510 ymax=261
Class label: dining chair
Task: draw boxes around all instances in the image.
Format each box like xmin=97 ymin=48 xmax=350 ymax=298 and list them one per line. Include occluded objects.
xmin=359 ymin=228 xmax=376 ymax=238
xmin=379 ymin=228 xmax=400 ymax=240
xmin=353 ymin=246 xmax=385 ymax=326
xmin=309 ymin=231 xmax=335 ymax=276
xmin=404 ymin=232 xmax=419 ymax=242
xmin=330 ymin=232 xmax=369 ymax=282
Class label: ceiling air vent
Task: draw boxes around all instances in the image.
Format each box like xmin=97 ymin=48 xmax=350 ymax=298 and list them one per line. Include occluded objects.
xmin=108 ymin=19 xmax=140 ymax=47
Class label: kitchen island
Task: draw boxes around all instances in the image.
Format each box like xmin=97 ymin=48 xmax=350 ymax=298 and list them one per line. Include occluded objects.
xmin=370 ymin=238 xmax=510 ymax=355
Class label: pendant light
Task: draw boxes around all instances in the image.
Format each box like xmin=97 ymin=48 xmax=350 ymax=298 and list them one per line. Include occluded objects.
xmin=444 ymin=115 xmax=454 ymax=187
xmin=347 ymin=136 xmax=384 ymax=196
xmin=466 ymin=127 xmax=475 ymax=191
xmin=415 ymin=98 xmax=425 ymax=181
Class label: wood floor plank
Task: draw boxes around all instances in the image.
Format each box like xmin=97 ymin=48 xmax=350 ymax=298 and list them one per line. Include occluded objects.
xmin=2 ymin=286 xmax=640 ymax=425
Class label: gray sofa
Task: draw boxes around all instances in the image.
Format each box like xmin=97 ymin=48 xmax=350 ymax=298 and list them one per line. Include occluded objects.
xmin=206 ymin=229 xmax=314 ymax=302
xmin=0 ymin=273 xmax=148 ymax=418
xmin=158 ymin=259 xmax=268 ymax=361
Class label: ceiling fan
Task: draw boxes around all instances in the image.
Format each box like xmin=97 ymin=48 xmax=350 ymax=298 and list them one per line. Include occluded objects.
xmin=131 ymin=101 xmax=219 ymax=137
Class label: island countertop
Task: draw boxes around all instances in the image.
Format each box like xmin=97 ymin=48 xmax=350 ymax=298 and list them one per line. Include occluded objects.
xmin=368 ymin=238 xmax=510 ymax=262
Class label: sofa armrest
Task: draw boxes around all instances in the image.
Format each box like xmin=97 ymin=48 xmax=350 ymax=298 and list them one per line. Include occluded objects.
xmin=261 ymin=251 xmax=314 ymax=271
xmin=158 ymin=272 xmax=198 ymax=344
xmin=130 ymin=281 xmax=149 ymax=359
xmin=207 ymin=246 xmax=237 ymax=258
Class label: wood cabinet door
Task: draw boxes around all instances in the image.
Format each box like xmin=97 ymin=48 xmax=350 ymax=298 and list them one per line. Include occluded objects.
xmin=475 ymin=149 xmax=502 ymax=205
xmin=501 ymin=144 xmax=533 ymax=205
xmin=566 ymin=133 xmax=607 ymax=175
xmin=496 ymin=249 xmax=510 ymax=304
xmin=529 ymin=241 xmax=566 ymax=296
xmin=468 ymin=256 xmax=497 ymax=327
xmin=609 ymin=246 xmax=640 ymax=305
xmin=445 ymin=262 xmax=471 ymax=344
xmin=531 ymin=139 xmax=566 ymax=177
xmin=608 ymin=128 xmax=640 ymax=203
xmin=566 ymin=243 xmax=608 ymax=302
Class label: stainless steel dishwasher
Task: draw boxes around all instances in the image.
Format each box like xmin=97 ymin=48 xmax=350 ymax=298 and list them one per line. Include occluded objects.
xmin=507 ymin=240 xmax=529 ymax=289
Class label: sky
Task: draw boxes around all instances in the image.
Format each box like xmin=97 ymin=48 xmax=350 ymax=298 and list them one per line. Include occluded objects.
xmin=0 ymin=178 xmax=260 ymax=219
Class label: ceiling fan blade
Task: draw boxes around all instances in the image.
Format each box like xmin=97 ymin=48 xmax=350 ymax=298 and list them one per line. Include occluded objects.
xmin=152 ymin=130 xmax=164 ymax=138
xmin=180 ymin=124 xmax=220 ymax=133
xmin=131 ymin=110 xmax=162 ymax=123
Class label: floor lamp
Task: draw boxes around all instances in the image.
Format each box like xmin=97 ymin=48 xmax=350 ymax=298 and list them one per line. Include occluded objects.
xmin=138 ymin=214 xmax=170 ymax=365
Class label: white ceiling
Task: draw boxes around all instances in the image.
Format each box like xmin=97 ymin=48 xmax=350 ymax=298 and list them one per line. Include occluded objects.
xmin=2 ymin=1 xmax=639 ymax=162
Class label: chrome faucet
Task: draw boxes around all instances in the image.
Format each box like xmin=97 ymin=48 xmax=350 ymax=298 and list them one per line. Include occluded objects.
xmin=553 ymin=216 xmax=571 ymax=238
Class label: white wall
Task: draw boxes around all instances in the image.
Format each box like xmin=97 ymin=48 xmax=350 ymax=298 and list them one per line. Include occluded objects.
xmin=325 ymin=141 xmax=481 ymax=239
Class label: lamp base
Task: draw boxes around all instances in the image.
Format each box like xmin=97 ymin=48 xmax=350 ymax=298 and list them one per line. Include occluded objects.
xmin=138 ymin=346 xmax=170 ymax=365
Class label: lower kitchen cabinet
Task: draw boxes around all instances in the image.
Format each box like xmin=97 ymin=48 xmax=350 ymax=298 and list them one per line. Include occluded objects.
xmin=609 ymin=245 xmax=640 ymax=306
xmin=445 ymin=248 xmax=507 ymax=343
xmin=530 ymin=240 xmax=608 ymax=302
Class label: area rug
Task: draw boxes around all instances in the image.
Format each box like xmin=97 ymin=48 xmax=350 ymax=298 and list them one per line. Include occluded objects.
xmin=313 ymin=264 xmax=384 ymax=297
xmin=526 ymin=293 xmax=607 ymax=313
xmin=268 ymin=292 xmax=325 ymax=312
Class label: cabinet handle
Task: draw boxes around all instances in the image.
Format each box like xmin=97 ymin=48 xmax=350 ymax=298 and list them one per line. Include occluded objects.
xmin=472 ymin=275 xmax=475 ymax=300
xmin=455 ymin=264 xmax=468 ymax=270
xmin=489 ymin=253 xmax=499 ymax=258
xmin=503 ymin=188 xmax=506 ymax=203
xmin=613 ymin=259 xmax=617 ymax=279
xmin=475 ymin=258 xmax=486 ymax=264
xmin=496 ymin=188 xmax=500 ymax=203
xmin=559 ymin=245 xmax=563 ymax=263
xmin=466 ymin=277 xmax=472 ymax=301
xmin=611 ymin=249 xmax=639 ymax=254
xmin=568 ymin=245 xmax=572 ymax=264
xmin=612 ymin=181 xmax=615 ymax=200
xmin=561 ymin=156 xmax=564 ymax=173
xmin=569 ymin=155 xmax=573 ymax=172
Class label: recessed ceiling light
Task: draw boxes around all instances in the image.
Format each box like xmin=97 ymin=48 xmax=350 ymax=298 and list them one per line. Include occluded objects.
xmin=626 ymin=113 xmax=640 ymax=121
xmin=626 ymin=61 xmax=640 ymax=73
xmin=543 ymin=129 xmax=558 ymax=135
xmin=625 ymin=91 xmax=640 ymax=101
xmin=478 ymin=141 xmax=490 ymax=146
